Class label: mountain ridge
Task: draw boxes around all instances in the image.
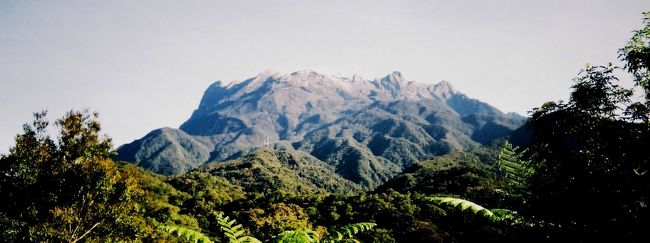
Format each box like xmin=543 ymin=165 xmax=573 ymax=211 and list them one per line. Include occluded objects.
xmin=116 ymin=70 xmax=525 ymax=188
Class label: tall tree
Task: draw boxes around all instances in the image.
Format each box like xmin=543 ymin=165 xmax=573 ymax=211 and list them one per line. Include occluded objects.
xmin=621 ymin=11 xmax=650 ymax=123
xmin=523 ymin=13 xmax=650 ymax=242
xmin=0 ymin=110 xmax=145 ymax=242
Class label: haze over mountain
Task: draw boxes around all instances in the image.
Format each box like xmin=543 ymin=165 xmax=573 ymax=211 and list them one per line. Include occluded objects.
xmin=116 ymin=70 xmax=525 ymax=187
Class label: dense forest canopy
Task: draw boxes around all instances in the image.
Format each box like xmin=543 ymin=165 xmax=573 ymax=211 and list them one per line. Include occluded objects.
xmin=1 ymin=11 xmax=649 ymax=243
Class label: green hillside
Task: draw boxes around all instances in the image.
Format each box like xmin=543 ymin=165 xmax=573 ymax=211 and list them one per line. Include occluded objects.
xmin=377 ymin=150 xmax=499 ymax=195
xmin=198 ymin=149 xmax=362 ymax=195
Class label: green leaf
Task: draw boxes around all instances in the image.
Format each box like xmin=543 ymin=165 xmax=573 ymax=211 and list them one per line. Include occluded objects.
xmin=274 ymin=230 xmax=320 ymax=243
xmin=158 ymin=225 xmax=213 ymax=243
xmin=214 ymin=211 xmax=262 ymax=243
xmin=498 ymin=141 xmax=533 ymax=187
xmin=322 ymin=222 xmax=376 ymax=242
xmin=425 ymin=196 xmax=494 ymax=218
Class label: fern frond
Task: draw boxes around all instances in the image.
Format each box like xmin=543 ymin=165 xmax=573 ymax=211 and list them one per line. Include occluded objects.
xmin=322 ymin=222 xmax=376 ymax=243
xmin=239 ymin=236 xmax=263 ymax=243
xmin=490 ymin=208 xmax=520 ymax=222
xmin=274 ymin=230 xmax=321 ymax=243
xmin=426 ymin=197 xmax=526 ymax=225
xmin=498 ymin=141 xmax=533 ymax=186
xmin=158 ymin=225 xmax=213 ymax=243
xmin=214 ymin=211 xmax=262 ymax=243
xmin=425 ymin=196 xmax=494 ymax=218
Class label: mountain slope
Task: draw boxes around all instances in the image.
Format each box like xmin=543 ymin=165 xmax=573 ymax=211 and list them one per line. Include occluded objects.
xmin=115 ymin=128 xmax=214 ymax=175
xmin=198 ymin=149 xmax=362 ymax=194
xmin=376 ymin=150 xmax=498 ymax=195
xmin=117 ymin=70 xmax=525 ymax=187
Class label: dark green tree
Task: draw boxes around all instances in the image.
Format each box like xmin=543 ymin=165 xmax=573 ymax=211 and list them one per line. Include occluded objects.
xmin=523 ymin=13 xmax=650 ymax=241
xmin=0 ymin=110 xmax=147 ymax=242
xmin=621 ymin=11 xmax=650 ymax=123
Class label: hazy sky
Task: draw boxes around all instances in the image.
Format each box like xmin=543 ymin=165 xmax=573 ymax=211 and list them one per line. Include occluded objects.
xmin=1 ymin=0 xmax=649 ymax=153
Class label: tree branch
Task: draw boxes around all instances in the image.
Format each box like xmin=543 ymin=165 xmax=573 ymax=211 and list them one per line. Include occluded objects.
xmin=70 ymin=220 xmax=102 ymax=243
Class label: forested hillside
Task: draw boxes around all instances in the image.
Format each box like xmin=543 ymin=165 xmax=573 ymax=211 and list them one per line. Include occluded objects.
xmin=1 ymin=10 xmax=649 ymax=243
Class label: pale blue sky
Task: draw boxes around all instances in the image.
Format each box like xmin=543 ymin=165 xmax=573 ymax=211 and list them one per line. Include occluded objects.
xmin=1 ymin=0 xmax=649 ymax=152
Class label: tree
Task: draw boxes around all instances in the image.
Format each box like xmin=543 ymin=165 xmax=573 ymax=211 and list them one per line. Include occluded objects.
xmin=621 ymin=11 xmax=650 ymax=123
xmin=0 ymin=110 xmax=146 ymax=242
xmin=248 ymin=203 xmax=313 ymax=239
xmin=523 ymin=13 xmax=650 ymax=241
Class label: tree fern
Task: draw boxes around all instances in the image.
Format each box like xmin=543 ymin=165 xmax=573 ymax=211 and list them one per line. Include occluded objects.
xmin=274 ymin=230 xmax=321 ymax=243
xmin=425 ymin=196 xmax=527 ymax=225
xmin=158 ymin=225 xmax=213 ymax=243
xmin=425 ymin=196 xmax=494 ymax=218
xmin=322 ymin=222 xmax=377 ymax=243
xmin=490 ymin=208 xmax=524 ymax=224
xmin=498 ymin=141 xmax=533 ymax=187
xmin=214 ymin=211 xmax=262 ymax=243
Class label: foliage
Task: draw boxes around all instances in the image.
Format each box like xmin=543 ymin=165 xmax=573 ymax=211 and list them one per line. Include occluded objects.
xmin=424 ymin=196 xmax=525 ymax=227
xmin=527 ymin=70 xmax=648 ymax=240
xmin=0 ymin=110 xmax=149 ymax=242
xmin=215 ymin=211 xmax=262 ymax=243
xmin=377 ymin=151 xmax=498 ymax=195
xmin=321 ymin=222 xmax=376 ymax=243
xmin=167 ymin=171 xmax=245 ymax=235
xmin=424 ymin=197 xmax=494 ymax=219
xmin=522 ymin=13 xmax=650 ymax=241
xmin=247 ymin=203 xmax=313 ymax=239
xmin=310 ymin=190 xmax=514 ymax=242
xmin=168 ymin=172 xmax=245 ymax=207
xmin=570 ymin=64 xmax=633 ymax=118
xmin=118 ymin=164 xmax=201 ymax=238
xmin=164 ymin=211 xmax=373 ymax=243
xmin=158 ymin=225 xmax=213 ymax=243
xmin=497 ymin=141 xmax=532 ymax=187
xmin=621 ymin=11 xmax=650 ymax=122
xmin=199 ymin=150 xmax=361 ymax=196
xmin=274 ymin=230 xmax=321 ymax=243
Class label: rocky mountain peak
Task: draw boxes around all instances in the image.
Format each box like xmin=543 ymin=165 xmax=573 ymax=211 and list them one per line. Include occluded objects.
xmin=290 ymin=69 xmax=319 ymax=77
xmin=385 ymin=71 xmax=405 ymax=83
xmin=373 ymin=71 xmax=406 ymax=96
xmin=118 ymin=70 xmax=526 ymax=188
xmin=352 ymin=74 xmax=365 ymax=82
xmin=432 ymin=80 xmax=457 ymax=100
xmin=256 ymin=69 xmax=282 ymax=79
xmin=381 ymin=71 xmax=406 ymax=85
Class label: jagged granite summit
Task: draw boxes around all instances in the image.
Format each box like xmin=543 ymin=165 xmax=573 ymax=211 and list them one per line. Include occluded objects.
xmin=116 ymin=70 xmax=525 ymax=188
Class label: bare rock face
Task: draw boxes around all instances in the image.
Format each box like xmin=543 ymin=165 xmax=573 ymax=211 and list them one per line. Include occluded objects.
xmin=117 ymin=70 xmax=525 ymax=188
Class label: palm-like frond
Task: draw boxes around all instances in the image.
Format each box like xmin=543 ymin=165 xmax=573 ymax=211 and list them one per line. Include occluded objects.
xmin=214 ymin=211 xmax=262 ymax=243
xmin=490 ymin=208 xmax=523 ymax=224
xmin=160 ymin=212 xmax=378 ymax=243
xmin=425 ymin=196 xmax=494 ymax=218
xmin=322 ymin=222 xmax=376 ymax=243
xmin=158 ymin=225 xmax=213 ymax=243
xmin=425 ymin=196 xmax=528 ymax=225
xmin=274 ymin=229 xmax=321 ymax=243
xmin=498 ymin=141 xmax=533 ymax=186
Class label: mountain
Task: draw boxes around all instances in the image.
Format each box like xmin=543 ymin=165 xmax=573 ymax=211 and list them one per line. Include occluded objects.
xmin=116 ymin=70 xmax=525 ymax=188
xmin=115 ymin=127 xmax=212 ymax=175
